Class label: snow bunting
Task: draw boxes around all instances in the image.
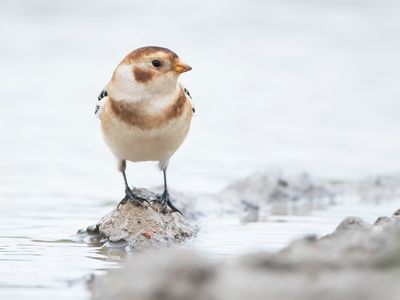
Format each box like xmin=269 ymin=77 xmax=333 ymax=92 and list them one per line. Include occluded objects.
xmin=96 ymin=46 xmax=194 ymax=214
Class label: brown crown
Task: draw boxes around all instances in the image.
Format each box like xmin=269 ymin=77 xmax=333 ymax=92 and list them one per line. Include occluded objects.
xmin=122 ymin=46 xmax=179 ymax=64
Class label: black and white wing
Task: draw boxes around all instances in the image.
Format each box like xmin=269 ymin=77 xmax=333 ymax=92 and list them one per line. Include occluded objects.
xmin=98 ymin=89 xmax=108 ymax=101
xmin=183 ymin=87 xmax=195 ymax=114
xmin=95 ymin=88 xmax=108 ymax=117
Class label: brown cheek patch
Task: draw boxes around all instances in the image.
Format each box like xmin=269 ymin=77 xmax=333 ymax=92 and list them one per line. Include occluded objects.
xmin=109 ymin=88 xmax=190 ymax=130
xmin=133 ymin=67 xmax=154 ymax=83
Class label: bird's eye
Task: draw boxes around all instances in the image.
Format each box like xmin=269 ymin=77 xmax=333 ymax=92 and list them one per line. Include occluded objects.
xmin=152 ymin=59 xmax=162 ymax=68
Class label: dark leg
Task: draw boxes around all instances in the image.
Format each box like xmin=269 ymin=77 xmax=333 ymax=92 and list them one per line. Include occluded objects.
xmin=161 ymin=167 xmax=182 ymax=215
xmin=122 ymin=170 xmax=150 ymax=207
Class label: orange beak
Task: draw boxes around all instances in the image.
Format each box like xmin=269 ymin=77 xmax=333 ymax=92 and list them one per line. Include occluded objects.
xmin=174 ymin=60 xmax=192 ymax=74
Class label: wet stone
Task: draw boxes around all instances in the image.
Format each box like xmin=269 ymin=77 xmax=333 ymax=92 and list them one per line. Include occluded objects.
xmin=80 ymin=188 xmax=197 ymax=250
xmin=91 ymin=208 xmax=400 ymax=300
xmin=374 ymin=216 xmax=390 ymax=225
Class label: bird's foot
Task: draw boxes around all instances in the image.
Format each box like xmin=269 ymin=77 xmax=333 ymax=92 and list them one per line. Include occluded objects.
xmin=120 ymin=187 xmax=152 ymax=208
xmin=158 ymin=190 xmax=183 ymax=215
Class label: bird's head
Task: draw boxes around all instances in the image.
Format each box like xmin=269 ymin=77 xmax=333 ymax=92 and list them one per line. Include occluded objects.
xmin=108 ymin=46 xmax=191 ymax=101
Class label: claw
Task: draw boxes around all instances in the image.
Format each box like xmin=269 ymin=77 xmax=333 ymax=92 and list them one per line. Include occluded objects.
xmin=160 ymin=190 xmax=183 ymax=215
xmin=123 ymin=187 xmax=152 ymax=208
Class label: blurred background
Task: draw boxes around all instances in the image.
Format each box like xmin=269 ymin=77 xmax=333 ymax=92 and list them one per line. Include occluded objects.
xmin=1 ymin=0 xmax=400 ymax=199
xmin=1 ymin=0 xmax=400 ymax=299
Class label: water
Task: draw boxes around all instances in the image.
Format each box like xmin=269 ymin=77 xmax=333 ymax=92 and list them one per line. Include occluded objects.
xmin=1 ymin=0 xmax=400 ymax=299
xmin=193 ymin=201 xmax=400 ymax=258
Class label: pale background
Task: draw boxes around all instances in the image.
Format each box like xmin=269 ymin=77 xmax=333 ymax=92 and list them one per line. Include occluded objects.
xmin=1 ymin=0 xmax=400 ymax=201
xmin=0 ymin=0 xmax=400 ymax=299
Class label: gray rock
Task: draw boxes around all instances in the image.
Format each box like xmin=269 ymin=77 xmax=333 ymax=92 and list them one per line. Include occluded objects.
xmin=80 ymin=188 xmax=197 ymax=250
xmin=355 ymin=174 xmax=400 ymax=204
xmin=218 ymin=172 xmax=400 ymax=221
xmin=91 ymin=208 xmax=400 ymax=300
xmin=219 ymin=172 xmax=337 ymax=218
xmin=240 ymin=199 xmax=260 ymax=222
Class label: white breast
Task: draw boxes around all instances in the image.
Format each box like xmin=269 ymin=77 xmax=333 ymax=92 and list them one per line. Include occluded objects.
xmin=99 ymin=93 xmax=192 ymax=165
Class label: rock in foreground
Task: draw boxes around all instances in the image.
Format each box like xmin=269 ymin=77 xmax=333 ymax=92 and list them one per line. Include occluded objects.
xmin=82 ymin=188 xmax=196 ymax=250
xmin=91 ymin=209 xmax=400 ymax=300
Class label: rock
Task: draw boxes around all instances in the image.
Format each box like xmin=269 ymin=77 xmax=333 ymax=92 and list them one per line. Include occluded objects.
xmin=247 ymin=212 xmax=400 ymax=270
xmin=219 ymin=172 xmax=338 ymax=218
xmin=240 ymin=199 xmax=260 ymax=222
xmin=80 ymin=188 xmax=197 ymax=250
xmin=91 ymin=208 xmax=400 ymax=300
xmin=355 ymin=174 xmax=400 ymax=204
xmin=217 ymin=172 xmax=400 ymax=221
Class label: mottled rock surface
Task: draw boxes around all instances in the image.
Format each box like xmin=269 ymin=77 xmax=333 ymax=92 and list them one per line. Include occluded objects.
xmin=219 ymin=172 xmax=339 ymax=219
xmin=219 ymin=172 xmax=400 ymax=220
xmin=81 ymin=188 xmax=197 ymax=250
xmin=91 ymin=208 xmax=400 ymax=300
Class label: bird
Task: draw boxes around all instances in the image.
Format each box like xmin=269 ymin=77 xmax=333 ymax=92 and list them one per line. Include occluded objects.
xmin=95 ymin=46 xmax=194 ymax=214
